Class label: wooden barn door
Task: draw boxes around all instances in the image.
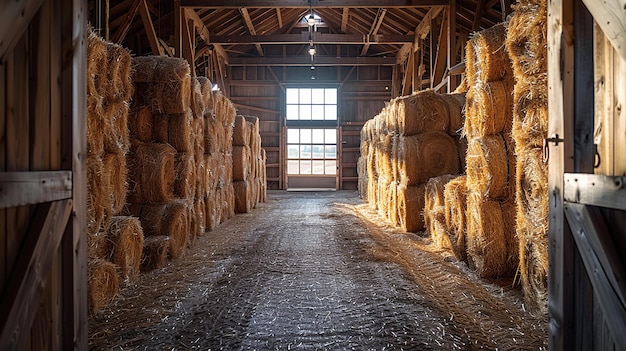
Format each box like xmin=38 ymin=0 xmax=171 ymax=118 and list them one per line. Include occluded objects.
xmin=549 ymin=1 xmax=626 ymax=350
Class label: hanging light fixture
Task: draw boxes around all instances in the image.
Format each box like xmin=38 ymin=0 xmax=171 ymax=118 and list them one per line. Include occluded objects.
xmin=308 ymin=45 xmax=316 ymax=56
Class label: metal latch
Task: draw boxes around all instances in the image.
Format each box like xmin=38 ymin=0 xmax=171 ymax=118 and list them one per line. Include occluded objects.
xmin=543 ymin=134 xmax=564 ymax=162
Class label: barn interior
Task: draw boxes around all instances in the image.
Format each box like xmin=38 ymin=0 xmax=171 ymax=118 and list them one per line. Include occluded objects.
xmin=1 ymin=0 xmax=625 ymax=350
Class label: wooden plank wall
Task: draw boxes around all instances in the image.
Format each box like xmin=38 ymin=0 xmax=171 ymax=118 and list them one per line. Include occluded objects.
xmin=228 ymin=65 xmax=391 ymax=190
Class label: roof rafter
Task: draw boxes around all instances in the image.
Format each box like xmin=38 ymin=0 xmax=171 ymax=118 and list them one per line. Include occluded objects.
xmin=181 ymin=0 xmax=447 ymax=8
xmin=240 ymin=8 xmax=264 ymax=56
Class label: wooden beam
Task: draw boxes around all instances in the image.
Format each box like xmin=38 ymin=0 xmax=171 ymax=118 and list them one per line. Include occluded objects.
xmin=432 ymin=9 xmax=448 ymax=90
xmin=228 ymin=56 xmax=396 ymax=66
xmin=276 ymin=8 xmax=283 ymax=28
xmin=341 ymin=7 xmax=349 ymax=32
xmin=582 ymin=0 xmax=626 ymax=62
xmin=267 ymin=66 xmax=285 ymax=92
xmin=182 ymin=0 xmax=448 ymax=8
xmin=0 ymin=171 xmax=72 ymax=208
xmin=564 ymin=174 xmax=626 ymax=211
xmin=0 ymin=0 xmax=45 ymax=58
xmin=396 ymin=6 xmax=444 ymax=65
xmin=111 ymin=0 xmax=141 ymax=44
xmin=240 ymin=8 xmax=264 ymax=56
xmin=447 ymin=1 xmax=458 ymax=92
xmin=361 ymin=8 xmax=387 ymax=56
xmin=174 ymin=1 xmax=183 ymax=57
xmin=181 ymin=13 xmax=195 ymax=75
xmin=185 ymin=8 xmax=229 ymax=64
xmin=208 ymin=33 xmax=413 ymax=45
xmin=402 ymin=48 xmax=414 ymax=95
xmin=233 ymin=103 xmax=281 ymax=115
xmin=138 ymin=0 xmax=163 ymax=56
xmin=564 ymin=203 xmax=626 ymax=351
xmin=472 ymin=0 xmax=485 ymax=31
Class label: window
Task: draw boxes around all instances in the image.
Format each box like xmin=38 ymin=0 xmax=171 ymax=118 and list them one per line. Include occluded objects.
xmin=286 ymin=88 xmax=337 ymax=121
xmin=287 ymin=128 xmax=336 ymax=175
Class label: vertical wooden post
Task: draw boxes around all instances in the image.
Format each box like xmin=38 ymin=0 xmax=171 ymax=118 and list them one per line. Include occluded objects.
xmin=447 ymin=0 xmax=458 ymax=92
xmin=174 ymin=1 xmax=182 ymax=58
xmin=60 ymin=0 xmax=87 ymax=349
xmin=547 ymin=0 xmax=575 ymax=349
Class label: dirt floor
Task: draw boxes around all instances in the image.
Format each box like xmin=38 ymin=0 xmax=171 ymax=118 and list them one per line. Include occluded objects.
xmin=89 ymin=190 xmax=547 ymax=350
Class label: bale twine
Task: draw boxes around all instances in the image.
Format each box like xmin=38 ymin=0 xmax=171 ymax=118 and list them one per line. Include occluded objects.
xmin=398 ymin=132 xmax=459 ymax=186
xmin=464 ymin=81 xmax=512 ymax=139
xmin=174 ymin=152 xmax=196 ymax=199
xmin=87 ymin=29 xmax=108 ymax=97
xmin=232 ymin=146 xmax=251 ymax=181
xmin=505 ymin=2 xmax=547 ymax=80
xmin=512 ymin=83 xmax=548 ymax=149
xmin=397 ymin=183 xmax=426 ymax=232
xmin=87 ymin=155 xmax=106 ymax=236
xmin=428 ymin=206 xmax=451 ymax=249
xmin=466 ymin=192 xmax=507 ymax=278
xmin=132 ymin=200 xmax=189 ymax=259
xmin=152 ymin=110 xmax=193 ymax=152
xmin=106 ymin=42 xmax=133 ymax=102
xmin=128 ymin=141 xmax=176 ymax=203
xmin=87 ymin=95 xmax=106 ymax=156
xmin=465 ymin=22 xmax=512 ymax=86
xmin=444 ymin=93 xmax=466 ymax=136
xmin=396 ymin=90 xmax=450 ymax=136
xmin=466 ymin=135 xmax=510 ymax=199
xmin=105 ymin=216 xmax=144 ymax=282
xmin=444 ymin=176 xmax=469 ymax=262
xmin=128 ymin=105 xmax=153 ymax=143
xmin=102 ymin=151 xmax=128 ymax=215
xmin=103 ymin=101 xmax=130 ymax=153
xmin=88 ymin=258 xmax=119 ymax=313
xmin=190 ymin=77 xmax=206 ymax=118
xmin=141 ymin=236 xmax=170 ymax=271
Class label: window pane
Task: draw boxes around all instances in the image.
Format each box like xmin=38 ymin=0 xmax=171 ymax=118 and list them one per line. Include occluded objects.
xmin=312 ymin=129 xmax=324 ymax=143
xmin=325 ymin=160 xmax=337 ymax=175
xmin=287 ymin=145 xmax=299 ymax=159
xmin=300 ymin=145 xmax=311 ymax=158
xmin=325 ymin=145 xmax=336 ymax=158
xmin=325 ymin=88 xmax=337 ymax=104
xmin=286 ymin=105 xmax=299 ymax=120
xmin=300 ymin=129 xmax=311 ymax=143
xmin=299 ymin=160 xmax=312 ymax=174
xmin=325 ymin=129 xmax=336 ymax=144
xmin=311 ymin=88 xmax=325 ymax=103
xmin=288 ymin=129 xmax=299 ymax=143
xmin=312 ymin=145 xmax=324 ymax=158
xmin=299 ymin=88 xmax=311 ymax=104
xmin=311 ymin=105 xmax=324 ymax=120
xmin=286 ymin=89 xmax=299 ymax=104
xmin=288 ymin=160 xmax=299 ymax=174
xmin=312 ymin=160 xmax=325 ymax=174
xmin=324 ymin=105 xmax=337 ymax=120
xmin=299 ymin=105 xmax=311 ymax=120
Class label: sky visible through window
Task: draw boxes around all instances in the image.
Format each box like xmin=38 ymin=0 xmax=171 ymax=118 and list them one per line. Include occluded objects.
xmin=286 ymin=88 xmax=337 ymax=121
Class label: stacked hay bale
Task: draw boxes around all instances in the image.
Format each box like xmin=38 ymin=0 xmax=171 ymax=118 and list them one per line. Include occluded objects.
xmin=358 ymin=90 xmax=464 ymax=232
xmin=232 ymin=115 xmax=266 ymax=213
xmin=458 ymin=23 xmax=519 ymax=278
xmin=506 ymin=1 xmax=549 ymax=312
xmin=86 ymin=30 xmax=143 ymax=313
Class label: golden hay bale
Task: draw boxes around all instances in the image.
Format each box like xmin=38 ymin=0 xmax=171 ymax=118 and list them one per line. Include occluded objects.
xmin=128 ymin=141 xmax=176 ymax=203
xmin=515 ymin=146 xmax=548 ymax=234
xmin=141 ymin=235 xmax=170 ymax=272
xmin=519 ymin=234 xmax=548 ymax=313
xmin=367 ymin=176 xmax=379 ymax=210
xmin=233 ymin=180 xmax=250 ymax=213
xmin=443 ymin=93 xmax=466 ymax=136
xmin=132 ymin=200 xmax=189 ymax=259
xmin=506 ymin=2 xmax=547 ymax=80
xmin=465 ymin=22 xmax=512 ymax=86
xmin=512 ymin=83 xmax=548 ymax=149
xmin=386 ymin=180 xmax=399 ymax=226
xmin=87 ymin=29 xmax=108 ymax=97
xmin=102 ymin=151 xmax=128 ymax=215
xmin=88 ymin=258 xmax=119 ymax=313
xmin=398 ymin=132 xmax=459 ymax=186
xmin=195 ymin=155 xmax=207 ymax=198
xmin=454 ymin=76 xmax=469 ymax=94
xmin=205 ymin=191 xmax=219 ymax=231
xmin=444 ymin=175 xmax=469 ymax=261
xmin=464 ymin=81 xmax=513 ymax=139
xmin=195 ymin=196 xmax=206 ymax=236
xmin=466 ymin=135 xmax=510 ymax=199
xmin=195 ymin=77 xmax=213 ymax=114
xmin=466 ymin=192 xmax=507 ymax=278
xmin=105 ymin=216 xmax=144 ymax=282
xmin=391 ymin=134 xmax=401 ymax=181
xmin=501 ymin=198 xmax=520 ymax=275
xmin=397 ymin=183 xmax=427 ymax=232
xmin=366 ymin=146 xmax=377 ymax=181
xmin=225 ymin=182 xmax=236 ymax=219
xmin=425 ymin=174 xmax=457 ymax=213
xmin=232 ymin=115 xmax=250 ymax=146
xmin=358 ymin=156 xmax=368 ymax=200
xmin=395 ymin=90 xmax=450 ymax=136
xmin=103 ymin=101 xmax=130 ymax=153
xmin=131 ymin=56 xmax=159 ymax=82
xmin=152 ymin=110 xmax=193 ymax=152
xmin=377 ymin=177 xmax=391 ymax=218
xmin=87 ymin=95 xmax=106 ymax=156
xmin=128 ymin=105 xmax=153 ymax=143
xmin=145 ymin=77 xmax=191 ymax=114
xmin=378 ymin=134 xmax=394 ymax=180
xmin=204 ymin=116 xmax=221 ymax=154
xmin=190 ymin=77 xmax=206 ymax=118
xmin=456 ymin=137 xmax=468 ymax=173
xmin=87 ymin=155 xmax=106 ymax=236
xmin=106 ymin=42 xmax=133 ymax=102
xmin=88 ymin=229 xmax=109 ymax=260
xmin=174 ymin=152 xmax=196 ymax=199
xmin=428 ymin=206 xmax=451 ymax=249
xmin=193 ymin=116 xmax=206 ymax=156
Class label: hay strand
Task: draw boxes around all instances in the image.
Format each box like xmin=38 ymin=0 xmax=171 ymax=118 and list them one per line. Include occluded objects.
xmin=105 ymin=216 xmax=144 ymax=282
xmin=88 ymin=258 xmax=119 ymax=313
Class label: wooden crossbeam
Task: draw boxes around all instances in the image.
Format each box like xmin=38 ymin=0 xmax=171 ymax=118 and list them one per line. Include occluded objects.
xmin=139 ymin=0 xmax=163 ymax=56
xmin=276 ymin=8 xmax=283 ymax=28
xmin=185 ymin=8 xmax=229 ymax=64
xmin=111 ymin=0 xmax=142 ymax=44
xmin=228 ymin=56 xmax=395 ymax=66
xmin=181 ymin=0 xmax=448 ymax=8
xmin=240 ymin=8 xmax=264 ymax=56
xmin=431 ymin=9 xmax=448 ymax=90
xmin=0 ymin=0 xmax=44 ymax=58
xmin=396 ymin=6 xmax=444 ymax=65
xmin=208 ymin=33 xmax=413 ymax=45
xmin=361 ymin=8 xmax=387 ymax=56
xmin=341 ymin=7 xmax=349 ymax=32
xmin=582 ymin=0 xmax=626 ymax=61
xmin=0 ymin=171 xmax=72 ymax=208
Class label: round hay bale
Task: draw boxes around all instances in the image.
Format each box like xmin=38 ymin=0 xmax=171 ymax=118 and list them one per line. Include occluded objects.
xmin=87 ymin=229 xmax=109 ymax=260
xmin=87 ymin=155 xmax=106 ymax=237
xmin=193 ymin=116 xmax=206 ymax=156
xmin=87 ymin=95 xmax=106 ymax=156
xmin=128 ymin=106 xmax=153 ymax=143
xmin=204 ymin=116 xmax=221 ymax=154
xmin=357 ymin=156 xmax=368 ymax=200
xmin=464 ymin=81 xmax=512 ymax=139
xmin=106 ymin=42 xmax=133 ymax=102
xmin=378 ymin=134 xmax=394 ymax=179
xmin=141 ymin=235 xmax=170 ymax=272
xmin=519 ymin=234 xmax=548 ymax=313
xmin=174 ymin=152 xmax=196 ymax=199
xmin=512 ymin=83 xmax=548 ymax=149
xmin=425 ymin=174 xmax=457 ymax=212
xmin=131 ymin=56 xmax=159 ymax=82
xmin=386 ymin=180 xmax=399 ymax=226
xmin=103 ymin=101 xmax=130 ymax=153
xmin=190 ymin=77 xmax=206 ymax=118
xmin=87 ymin=29 xmax=108 ymax=97
xmin=205 ymin=191 xmax=219 ymax=231
xmin=456 ymin=137 xmax=468 ymax=173
xmin=505 ymin=2 xmax=547 ymax=80
xmin=466 ymin=192 xmax=507 ymax=278
xmin=444 ymin=175 xmax=469 ymax=262
xmin=515 ymin=146 xmax=548 ymax=234
xmin=465 ymin=22 xmax=512 ymax=86
xmin=88 ymin=258 xmax=119 ymax=313
xmin=102 ymin=151 xmax=128 ymax=215
xmin=428 ymin=206 xmax=451 ymax=249
xmin=397 ymin=183 xmax=426 ymax=232
xmin=232 ymin=145 xmax=251 ymax=181
xmin=195 ymin=196 xmax=206 ymax=236
xmin=105 ymin=216 xmax=144 ymax=282
xmin=233 ymin=180 xmax=250 ymax=213
xmin=501 ymin=198 xmax=520 ymax=276
xmin=128 ymin=142 xmax=176 ymax=203
xmin=195 ymin=77 xmax=212 ymax=114
xmin=152 ymin=110 xmax=193 ymax=152
xmin=397 ymin=90 xmax=450 ymax=136
xmin=398 ymin=132 xmax=459 ymax=186
xmin=134 ymin=201 xmax=189 ymax=259
xmin=154 ymin=79 xmax=192 ymax=115
xmin=444 ymin=93 xmax=466 ymax=136
xmin=195 ymin=156 xmax=207 ymax=198
xmin=466 ymin=135 xmax=510 ymax=199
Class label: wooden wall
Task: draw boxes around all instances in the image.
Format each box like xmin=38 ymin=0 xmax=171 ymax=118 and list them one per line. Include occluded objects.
xmin=228 ymin=65 xmax=391 ymax=190
xmin=0 ymin=1 xmax=87 ymax=349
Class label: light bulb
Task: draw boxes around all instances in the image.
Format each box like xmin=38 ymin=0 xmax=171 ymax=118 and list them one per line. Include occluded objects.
xmin=308 ymin=46 xmax=316 ymax=56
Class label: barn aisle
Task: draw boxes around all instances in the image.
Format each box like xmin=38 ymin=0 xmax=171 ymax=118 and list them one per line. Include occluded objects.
xmin=89 ymin=191 xmax=546 ymax=350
